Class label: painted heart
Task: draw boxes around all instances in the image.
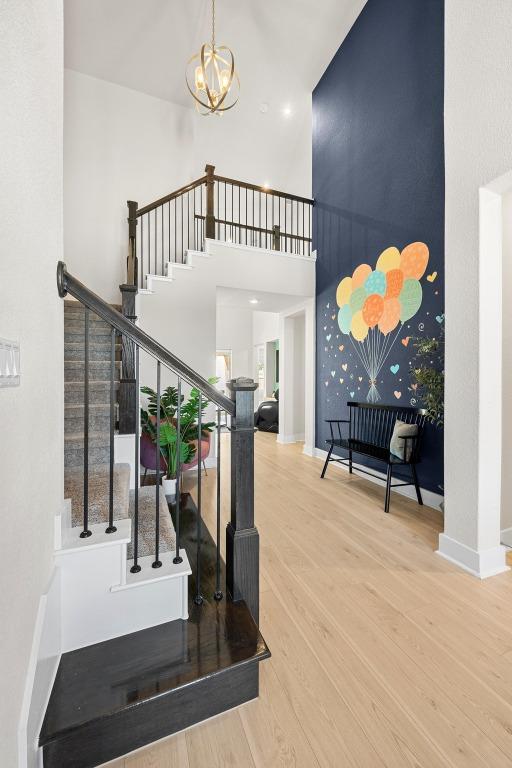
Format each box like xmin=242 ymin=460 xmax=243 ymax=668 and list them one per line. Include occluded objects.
xmin=394 ymin=390 xmax=402 ymax=399
xmin=331 ymin=314 xmax=336 ymax=320
xmin=341 ymin=363 xmax=348 ymax=372
xmin=358 ymin=376 xmax=363 ymax=382
xmin=323 ymin=326 xmax=327 ymax=331
xmin=401 ymin=337 xmax=410 ymax=347
xmin=339 ymin=378 xmax=344 ymax=384
xmin=435 ymin=314 xmax=444 ymax=323
xmin=427 ymin=271 xmax=438 ymax=282
xmin=331 ymin=370 xmax=335 ymax=378
xmin=326 ymin=334 xmax=331 ymax=341
xmin=350 ymin=392 xmax=355 ymax=398
xmin=390 ymin=364 xmax=400 ymax=375
xmin=339 ymin=344 xmax=344 ymax=352
xmin=327 ymin=303 xmax=330 ymax=309
xmin=325 ymin=381 xmax=329 ymax=387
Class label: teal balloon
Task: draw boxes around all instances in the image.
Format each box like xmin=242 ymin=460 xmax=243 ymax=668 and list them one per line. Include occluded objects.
xmin=400 ymin=278 xmax=422 ymax=321
xmin=338 ymin=304 xmax=352 ymax=335
xmin=350 ymin=286 xmax=366 ymax=314
xmin=364 ymin=270 xmax=386 ymax=296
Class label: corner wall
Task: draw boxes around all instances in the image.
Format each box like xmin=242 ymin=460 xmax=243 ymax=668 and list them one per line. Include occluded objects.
xmin=441 ymin=0 xmax=512 ymax=574
xmin=0 ymin=1 xmax=63 ymax=762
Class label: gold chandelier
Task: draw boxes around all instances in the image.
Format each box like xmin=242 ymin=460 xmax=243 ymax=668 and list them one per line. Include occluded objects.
xmin=186 ymin=0 xmax=240 ymax=115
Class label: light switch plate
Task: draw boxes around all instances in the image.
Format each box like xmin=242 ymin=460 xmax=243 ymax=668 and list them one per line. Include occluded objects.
xmin=0 ymin=338 xmax=20 ymax=387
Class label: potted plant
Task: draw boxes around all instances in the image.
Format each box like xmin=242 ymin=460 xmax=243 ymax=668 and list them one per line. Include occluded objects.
xmin=140 ymin=379 xmax=217 ymax=496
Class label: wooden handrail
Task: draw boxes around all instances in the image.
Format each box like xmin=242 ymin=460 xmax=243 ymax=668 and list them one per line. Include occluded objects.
xmin=213 ymin=174 xmax=314 ymax=206
xmin=136 ymin=175 xmax=207 ymax=217
xmin=57 ymin=262 xmax=235 ymax=415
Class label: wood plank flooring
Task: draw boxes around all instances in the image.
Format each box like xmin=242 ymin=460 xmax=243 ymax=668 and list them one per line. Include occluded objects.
xmin=102 ymin=432 xmax=512 ymax=768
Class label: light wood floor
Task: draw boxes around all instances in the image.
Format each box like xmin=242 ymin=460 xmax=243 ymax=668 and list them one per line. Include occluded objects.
xmin=104 ymin=432 xmax=512 ymax=768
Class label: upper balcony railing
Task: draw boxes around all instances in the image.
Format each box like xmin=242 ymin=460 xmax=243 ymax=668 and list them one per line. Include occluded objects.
xmin=126 ymin=164 xmax=314 ymax=289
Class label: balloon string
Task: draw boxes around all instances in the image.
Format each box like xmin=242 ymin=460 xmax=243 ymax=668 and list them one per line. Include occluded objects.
xmin=349 ymin=336 xmax=370 ymax=377
xmin=377 ymin=323 xmax=403 ymax=373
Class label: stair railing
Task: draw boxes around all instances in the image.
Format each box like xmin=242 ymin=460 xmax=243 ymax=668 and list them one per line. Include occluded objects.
xmin=126 ymin=164 xmax=314 ymax=290
xmin=58 ymin=262 xmax=260 ymax=621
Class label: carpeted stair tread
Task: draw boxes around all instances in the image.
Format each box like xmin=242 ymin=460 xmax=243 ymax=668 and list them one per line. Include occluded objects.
xmin=65 ymin=381 xmax=119 ymax=405
xmin=127 ymin=486 xmax=176 ymax=560
xmin=65 ymin=462 xmax=130 ymax=528
xmin=65 ymin=360 xmax=121 ymax=382
xmin=64 ymin=342 xmax=122 ymax=362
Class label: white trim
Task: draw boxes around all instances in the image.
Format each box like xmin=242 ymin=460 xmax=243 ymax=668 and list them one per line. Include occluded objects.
xmin=437 ymin=533 xmax=509 ymax=579
xmin=277 ymin=433 xmax=305 ymax=444
xmin=313 ymin=446 xmax=444 ymax=511
xmin=501 ymin=526 xmax=512 ymax=547
xmin=205 ymin=237 xmax=317 ymax=263
xmin=18 ymin=568 xmax=61 ymax=768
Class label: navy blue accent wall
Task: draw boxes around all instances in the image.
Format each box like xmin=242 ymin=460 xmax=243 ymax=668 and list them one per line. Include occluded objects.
xmin=313 ymin=0 xmax=444 ymax=494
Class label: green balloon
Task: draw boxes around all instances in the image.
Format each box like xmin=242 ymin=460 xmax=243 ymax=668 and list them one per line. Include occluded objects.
xmin=338 ymin=304 xmax=352 ymax=335
xmin=400 ymin=278 xmax=422 ymax=322
xmin=350 ymin=286 xmax=366 ymax=314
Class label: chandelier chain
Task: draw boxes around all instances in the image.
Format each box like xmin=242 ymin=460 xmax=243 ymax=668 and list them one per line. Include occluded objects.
xmin=211 ymin=0 xmax=215 ymax=49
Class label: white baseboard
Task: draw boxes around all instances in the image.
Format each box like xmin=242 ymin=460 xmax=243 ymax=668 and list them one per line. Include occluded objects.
xmin=437 ymin=533 xmax=509 ymax=579
xmin=18 ymin=568 xmax=61 ymax=768
xmin=277 ymin=433 xmax=305 ymax=445
xmin=313 ymin=446 xmax=444 ymax=511
xmin=302 ymin=444 xmax=314 ymax=457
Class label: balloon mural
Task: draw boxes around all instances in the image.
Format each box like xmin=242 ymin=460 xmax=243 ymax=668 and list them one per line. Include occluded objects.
xmin=336 ymin=242 xmax=429 ymax=402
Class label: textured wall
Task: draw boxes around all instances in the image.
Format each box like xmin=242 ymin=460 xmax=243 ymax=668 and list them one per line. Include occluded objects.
xmin=313 ymin=0 xmax=444 ymax=494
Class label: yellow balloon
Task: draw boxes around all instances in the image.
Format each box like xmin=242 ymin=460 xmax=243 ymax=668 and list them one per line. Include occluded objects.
xmin=351 ymin=310 xmax=369 ymax=342
xmin=336 ymin=276 xmax=352 ymax=308
xmin=376 ymin=246 xmax=400 ymax=274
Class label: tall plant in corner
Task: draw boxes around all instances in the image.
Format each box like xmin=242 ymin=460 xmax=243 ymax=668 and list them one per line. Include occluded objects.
xmin=140 ymin=379 xmax=217 ymax=487
xmin=410 ymin=319 xmax=444 ymax=427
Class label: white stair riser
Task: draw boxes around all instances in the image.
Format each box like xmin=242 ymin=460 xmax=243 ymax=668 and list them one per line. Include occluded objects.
xmin=56 ymin=541 xmax=189 ymax=652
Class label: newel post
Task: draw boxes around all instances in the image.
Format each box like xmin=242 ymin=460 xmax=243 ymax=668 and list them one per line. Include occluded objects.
xmin=226 ymin=377 xmax=259 ymax=624
xmin=272 ymin=224 xmax=281 ymax=251
xmin=205 ymin=164 xmax=216 ymax=240
xmin=119 ymin=201 xmax=139 ymax=434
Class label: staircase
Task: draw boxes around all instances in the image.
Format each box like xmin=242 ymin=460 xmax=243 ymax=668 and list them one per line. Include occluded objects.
xmin=39 ymin=264 xmax=268 ymax=768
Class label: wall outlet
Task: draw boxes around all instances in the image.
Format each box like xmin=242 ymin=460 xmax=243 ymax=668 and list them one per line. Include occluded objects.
xmin=0 ymin=338 xmax=20 ymax=387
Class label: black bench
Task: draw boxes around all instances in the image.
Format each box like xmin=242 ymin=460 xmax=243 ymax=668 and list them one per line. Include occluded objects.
xmin=320 ymin=402 xmax=427 ymax=513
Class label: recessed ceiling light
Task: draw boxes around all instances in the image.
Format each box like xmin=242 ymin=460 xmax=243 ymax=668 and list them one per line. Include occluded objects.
xmin=260 ymin=102 xmax=268 ymax=113
xmin=282 ymin=105 xmax=292 ymax=117
xmin=249 ymin=298 xmax=259 ymax=304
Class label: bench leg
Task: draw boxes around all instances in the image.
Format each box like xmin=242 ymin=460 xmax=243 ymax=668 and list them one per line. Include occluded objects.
xmin=411 ymin=464 xmax=423 ymax=505
xmin=349 ymin=449 xmax=353 ymax=474
xmin=321 ymin=445 xmax=334 ymax=478
xmin=384 ymin=464 xmax=393 ymax=513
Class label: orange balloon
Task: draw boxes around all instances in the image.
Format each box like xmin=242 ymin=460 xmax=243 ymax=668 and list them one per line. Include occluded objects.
xmin=385 ymin=268 xmax=404 ymax=299
xmin=352 ymin=263 xmax=372 ymax=290
xmin=378 ymin=298 xmax=401 ymax=335
xmin=362 ymin=293 xmax=384 ymax=328
xmin=400 ymin=242 xmax=429 ymax=280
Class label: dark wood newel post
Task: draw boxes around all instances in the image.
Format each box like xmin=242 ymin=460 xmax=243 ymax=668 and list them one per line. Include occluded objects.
xmin=119 ymin=200 xmax=139 ymax=434
xmin=205 ymin=164 xmax=216 ymax=240
xmin=226 ymin=377 xmax=259 ymax=624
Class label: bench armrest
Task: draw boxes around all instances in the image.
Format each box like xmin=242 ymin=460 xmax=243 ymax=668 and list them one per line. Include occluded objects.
xmin=325 ymin=419 xmax=350 ymax=423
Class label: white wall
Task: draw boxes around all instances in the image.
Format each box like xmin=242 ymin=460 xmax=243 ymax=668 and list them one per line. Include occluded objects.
xmin=502 ymin=188 xmax=512 ymax=532
xmin=216 ymin=305 xmax=254 ymax=379
xmin=0 ymin=1 xmax=63 ymax=763
xmin=441 ymin=0 xmax=512 ymax=575
xmin=64 ymin=69 xmax=312 ymax=303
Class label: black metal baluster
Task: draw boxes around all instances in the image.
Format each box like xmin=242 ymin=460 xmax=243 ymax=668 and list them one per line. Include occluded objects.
xmin=187 ymin=190 xmax=190 ymax=261
xmin=224 ymin=182 xmax=227 ymax=241
xmin=153 ymin=361 xmax=162 ymax=568
xmin=174 ymin=198 xmax=177 ymax=262
xmin=181 ymin=194 xmax=184 ymax=263
xmin=214 ymin=407 xmax=223 ymax=600
xmin=194 ymin=392 xmax=203 ymax=604
xmin=161 ymin=205 xmax=164 ymax=275
xmin=106 ymin=327 xmax=117 ymax=534
xmin=81 ymin=308 xmax=92 ymax=538
xmin=154 ymin=208 xmax=157 ymax=275
xmin=131 ymin=345 xmax=141 ymax=573
xmin=168 ymin=201 xmax=171 ymax=265
xmin=173 ymin=377 xmax=183 ymax=564
xmin=148 ymin=212 xmax=151 ymax=276
xmin=140 ymin=216 xmax=144 ymax=289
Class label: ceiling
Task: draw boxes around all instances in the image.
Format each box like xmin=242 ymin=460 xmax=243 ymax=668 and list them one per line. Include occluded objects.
xmin=64 ymin=0 xmax=366 ymax=110
xmin=216 ymin=286 xmax=305 ymax=313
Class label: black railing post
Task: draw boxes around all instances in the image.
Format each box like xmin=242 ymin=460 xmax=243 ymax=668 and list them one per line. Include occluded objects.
xmin=127 ymin=200 xmax=138 ymax=286
xmin=226 ymin=377 xmax=259 ymax=624
xmin=272 ymin=224 xmax=281 ymax=251
xmin=118 ymin=283 xmax=137 ymax=434
xmin=205 ymin=164 xmax=216 ymax=240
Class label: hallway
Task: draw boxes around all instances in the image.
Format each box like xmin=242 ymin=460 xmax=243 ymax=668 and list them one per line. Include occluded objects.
xmin=110 ymin=433 xmax=512 ymax=767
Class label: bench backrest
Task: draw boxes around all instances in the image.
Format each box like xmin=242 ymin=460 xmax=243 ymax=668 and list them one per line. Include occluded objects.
xmin=348 ymin=402 xmax=427 ymax=451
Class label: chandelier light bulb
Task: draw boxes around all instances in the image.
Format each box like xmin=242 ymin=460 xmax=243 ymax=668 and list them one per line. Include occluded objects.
xmin=195 ymin=66 xmax=206 ymax=91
